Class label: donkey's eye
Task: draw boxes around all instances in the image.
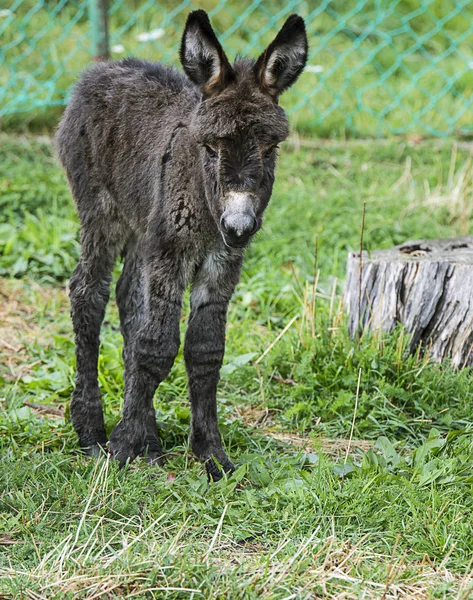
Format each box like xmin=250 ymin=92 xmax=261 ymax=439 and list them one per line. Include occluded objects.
xmin=263 ymin=144 xmax=279 ymax=158
xmin=203 ymin=144 xmax=218 ymax=159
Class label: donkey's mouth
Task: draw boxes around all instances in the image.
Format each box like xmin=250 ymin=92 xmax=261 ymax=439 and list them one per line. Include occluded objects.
xmin=220 ymin=232 xmax=252 ymax=249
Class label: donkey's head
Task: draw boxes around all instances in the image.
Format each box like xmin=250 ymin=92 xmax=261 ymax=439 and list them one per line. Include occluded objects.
xmin=180 ymin=10 xmax=308 ymax=248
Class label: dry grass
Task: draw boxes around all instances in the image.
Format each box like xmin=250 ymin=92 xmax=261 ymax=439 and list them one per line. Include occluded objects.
xmin=0 ymin=521 xmax=467 ymax=600
xmin=403 ymin=144 xmax=473 ymax=235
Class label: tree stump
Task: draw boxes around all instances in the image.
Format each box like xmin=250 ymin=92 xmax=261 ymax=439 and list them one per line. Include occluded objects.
xmin=344 ymin=236 xmax=473 ymax=368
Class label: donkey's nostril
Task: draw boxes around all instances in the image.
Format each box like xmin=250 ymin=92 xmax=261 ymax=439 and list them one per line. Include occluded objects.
xmin=240 ymin=216 xmax=258 ymax=237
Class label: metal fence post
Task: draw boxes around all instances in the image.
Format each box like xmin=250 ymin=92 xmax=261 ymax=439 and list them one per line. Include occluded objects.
xmin=89 ymin=0 xmax=109 ymax=61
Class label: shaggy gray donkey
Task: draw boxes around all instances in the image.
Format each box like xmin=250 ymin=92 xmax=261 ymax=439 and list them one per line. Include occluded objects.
xmin=56 ymin=10 xmax=308 ymax=479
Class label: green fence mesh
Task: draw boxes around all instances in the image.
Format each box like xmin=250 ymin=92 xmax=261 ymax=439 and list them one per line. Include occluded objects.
xmin=1 ymin=0 xmax=473 ymax=137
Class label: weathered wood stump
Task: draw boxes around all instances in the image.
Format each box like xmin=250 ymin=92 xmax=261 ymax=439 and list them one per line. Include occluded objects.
xmin=344 ymin=236 xmax=473 ymax=368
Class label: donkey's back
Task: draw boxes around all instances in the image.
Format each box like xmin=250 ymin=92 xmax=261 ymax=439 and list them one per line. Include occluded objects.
xmin=56 ymin=58 xmax=199 ymax=227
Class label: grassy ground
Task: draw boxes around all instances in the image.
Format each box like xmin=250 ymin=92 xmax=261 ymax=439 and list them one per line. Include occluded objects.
xmin=2 ymin=0 xmax=473 ymax=136
xmin=1 ymin=133 xmax=473 ymax=598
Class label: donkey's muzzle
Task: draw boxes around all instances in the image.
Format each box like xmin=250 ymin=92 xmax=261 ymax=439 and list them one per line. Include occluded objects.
xmin=220 ymin=211 xmax=258 ymax=247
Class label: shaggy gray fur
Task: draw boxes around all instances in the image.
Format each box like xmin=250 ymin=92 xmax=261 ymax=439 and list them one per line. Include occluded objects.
xmin=56 ymin=10 xmax=307 ymax=479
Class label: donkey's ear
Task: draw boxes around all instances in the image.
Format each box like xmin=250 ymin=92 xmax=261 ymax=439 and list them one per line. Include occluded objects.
xmin=180 ymin=10 xmax=235 ymax=97
xmin=254 ymin=15 xmax=308 ymax=99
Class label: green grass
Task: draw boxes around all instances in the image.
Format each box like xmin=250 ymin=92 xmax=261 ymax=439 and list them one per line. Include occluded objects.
xmin=2 ymin=0 xmax=473 ymax=136
xmin=2 ymin=134 xmax=473 ymax=598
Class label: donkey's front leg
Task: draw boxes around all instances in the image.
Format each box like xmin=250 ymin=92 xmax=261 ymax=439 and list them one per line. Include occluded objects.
xmin=109 ymin=256 xmax=185 ymax=467
xmin=185 ymin=250 xmax=243 ymax=480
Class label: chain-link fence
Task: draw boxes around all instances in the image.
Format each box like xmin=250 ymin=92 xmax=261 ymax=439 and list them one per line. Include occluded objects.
xmin=1 ymin=0 xmax=473 ymax=137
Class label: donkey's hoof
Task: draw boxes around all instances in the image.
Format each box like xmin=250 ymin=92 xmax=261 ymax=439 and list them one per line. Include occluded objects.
xmin=109 ymin=443 xmax=139 ymax=469
xmin=205 ymin=456 xmax=235 ymax=482
xmin=108 ymin=422 xmax=143 ymax=468
xmin=145 ymin=451 xmax=165 ymax=465
xmin=142 ymin=437 xmax=164 ymax=465
xmin=83 ymin=442 xmax=108 ymax=459
xmin=78 ymin=429 xmax=108 ymax=459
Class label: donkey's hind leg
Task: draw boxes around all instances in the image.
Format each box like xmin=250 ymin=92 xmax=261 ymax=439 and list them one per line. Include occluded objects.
xmin=116 ymin=245 xmax=163 ymax=464
xmin=69 ymin=198 xmax=123 ymax=457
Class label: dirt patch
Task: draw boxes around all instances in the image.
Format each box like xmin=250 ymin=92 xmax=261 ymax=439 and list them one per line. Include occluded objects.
xmin=0 ymin=278 xmax=68 ymax=380
xmin=237 ymin=405 xmax=374 ymax=459
xmin=261 ymin=430 xmax=374 ymax=458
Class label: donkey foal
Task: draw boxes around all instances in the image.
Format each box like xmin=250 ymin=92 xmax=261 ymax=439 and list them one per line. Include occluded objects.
xmin=56 ymin=10 xmax=307 ymax=479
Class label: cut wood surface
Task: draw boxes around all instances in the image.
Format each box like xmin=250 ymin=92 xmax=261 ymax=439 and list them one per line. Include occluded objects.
xmin=344 ymin=236 xmax=473 ymax=368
